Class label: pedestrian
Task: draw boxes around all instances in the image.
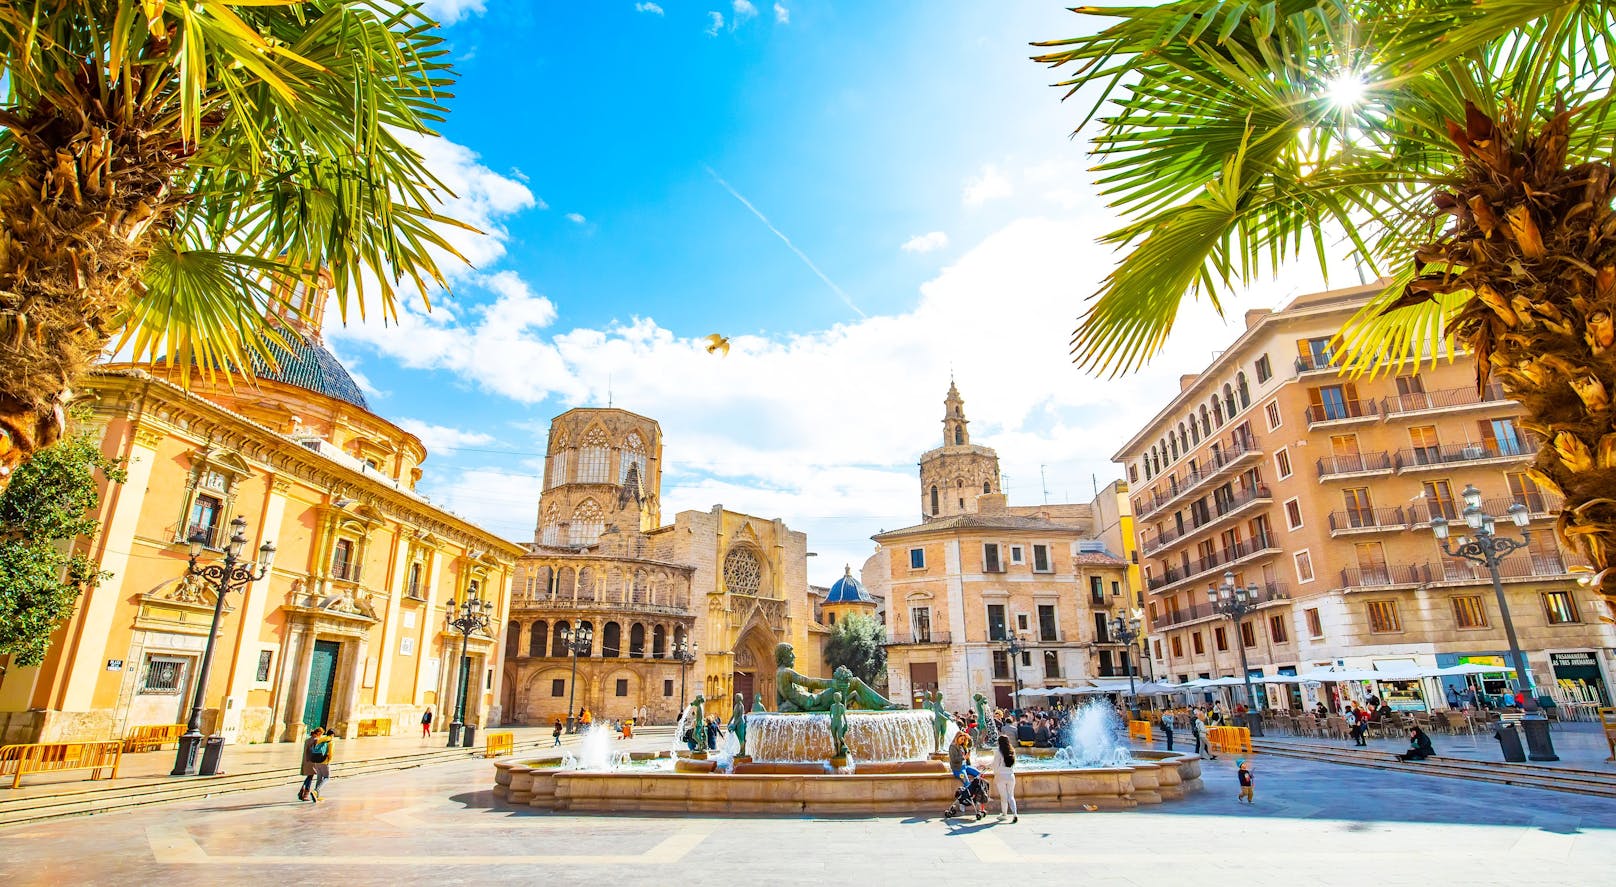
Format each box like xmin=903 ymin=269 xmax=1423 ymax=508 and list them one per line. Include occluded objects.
xmin=299 ymin=727 xmax=333 ymax=803
xmin=1349 ymin=706 xmax=1368 ymax=747
xmin=1446 ymin=686 xmax=1460 ymax=709
xmin=1236 ymin=758 xmax=1254 ymax=804
xmin=621 ymin=717 xmax=634 ymax=739
xmin=420 ymin=707 xmax=433 ymax=738
xmin=1193 ymin=712 xmax=1214 ymax=759
xmin=994 ymin=732 xmax=1018 ymax=823
xmin=552 ymin=718 xmax=563 ymax=747
xmin=1395 ymin=727 xmax=1435 ymax=763
xmin=1161 ymin=711 xmax=1175 ymax=751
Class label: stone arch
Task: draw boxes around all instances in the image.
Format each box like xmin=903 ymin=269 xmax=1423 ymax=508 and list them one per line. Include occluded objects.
xmin=505 ymin=620 xmax=522 ymax=659
xmin=529 ymin=619 xmax=548 ymax=657
xmin=551 ymin=620 xmax=570 ymax=655
xmin=556 ymin=567 xmax=576 ymax=599
xmin=652 ymin=624 xmax=667 ymax=658
xmin=602 ymin=621 xmax=622 ymax=657
xmin=577 ymin=566 xmax=595 ymax=602
xmin=577 ymin=621 xmax=595 ymax=656
xmin=533 ymin=564 xmax=553 ymax=598
xmin=730 ymin=620 xmax=779 ymax=716
xmin=629 ymin=623 xmax=646 ymax=658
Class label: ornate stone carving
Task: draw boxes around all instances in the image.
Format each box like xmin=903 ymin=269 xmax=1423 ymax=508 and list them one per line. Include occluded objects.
xmin=156 ymin=573 xmax=216 ymax=605
xmin=133 ymin=425 xmax=167 ymax=448
xmin=723 ymin=547 xmax=762 ymax=596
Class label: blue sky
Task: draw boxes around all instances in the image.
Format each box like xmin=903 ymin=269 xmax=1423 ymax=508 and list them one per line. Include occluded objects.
xmin=325 ymin=1 xmax=1332 ymax=584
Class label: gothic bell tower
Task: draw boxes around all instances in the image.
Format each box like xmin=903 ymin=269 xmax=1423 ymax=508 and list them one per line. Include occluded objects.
xmin=917 ymin=380 xmax=1001 ymax=521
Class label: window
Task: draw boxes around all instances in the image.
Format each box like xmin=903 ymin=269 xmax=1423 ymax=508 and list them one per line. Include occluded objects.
xmin=400 ymin=637 xmax=415 ymax=656
xmin=1032 ymin=544 xmax=1052 ymax=572
xmin=1009 ymin=545 xmax=1025 ymax=565
xmin=1275 ymin=448 xmax=1292 ymax=479
xmin=1044 ymin=651 xmax=1061 ymax=679
xmin=1452 ymin=595 xmax=1488 ymax=629
xmin=551 ymin=679 xmax=566 ymax=696
xmin=1192 ymin=631 xmax=1205 ymax=655
xmin=1422 ymin=480 xmax=1458 ymax=520
xmin=1294 ymin=550 xmax=1315 ymax=583
xmin=1409 ymin=425 xmax=1441 ymax=464
xmin=1309 ymin=383 xmax=1358 ymax=421
xmin=911 ymin=607 xmax=933 ymax=642
xmin=406 ymin=562 xmax=424 ymax=599
xmin=577 ymin=426 xmax=610 ymax=482
xmin=983 ymin=544 xmax=1003 ymax=573
xmin=1038 ymin=604 xmax=1058 ymax=642
xmin=615 ymin=678 xmax=629 ymax=697
xmin=987 ymin=604 xmax=1008 ymax=641
xmin=1268 ymin=614 xmax=1289 ymax=643
xmin=1240 ymin=622 xmax=1257 ymax=647
xmin=1305 ymin=608 xmax=1323 ymax=638
xmin=255 ymin=650 xmax=274 ymax=682
xmin=1128 ymin=465 xmax=1138 ymax=483
xmin=569 ymin=499 xmax=605 ymax=547
xmin=1264 ymin=401 xmax=1282 ymax=430
xmin=1343 ymin=488 xmax=1374 ymax=527
xmin=143 ymin=656 xmax=186 ymax=693
xmin=619 ymin=431 xmax=647 ymax=485
xmin=909 ymin=548 xmax=925 ymax=569
xmin=331 ymin=538 xmax=356 ymax=581
xmin=992 ymin=650 xmax=1010 ymax=680
xmin=188 ymin=494 xmax=223 ymax=547
xmin=1213 ymin=627 xmax=1228 ymax=651
xmin=1255 ymin=354 xmax=1273 ymax=383
xmin=1015 ymin=613 xmax=1029 ymax=633
xmin=1506 ymin=471 xmax=1545 ymax=511
xmin=1483 ymin=418 xmax=1525 ymax=456
xmin=1089 ymin=575 xmax=1106 ymax=606
xmin=1284 ymin=498 xmax=1303 ymax=530
xmin=664 ymin=679 xmax=674 ymax=697
xmin=930 ymin=486 xmax=939 ymax=515
xmin=1153 ymin=639 xmax=1164 ymax=660
xmin=1367 ymin=600 xmax=1402 ymax=633
xmin=1170 ymin=636 xmax=1184 ymax=658
xmin=1543 ymin=591 xmax=1580 ymax=624
xmin=1354 ymin=541 xmax=1388 ymax=583
xmin=1299 ymin=336 xmax=1334 ymax=369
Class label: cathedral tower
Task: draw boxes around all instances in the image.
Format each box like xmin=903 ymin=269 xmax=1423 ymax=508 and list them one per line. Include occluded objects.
xmin=534 ymin=408 xmax=663 ymax=548
xmin=918 ymin=381 xmax=1001 ymax=521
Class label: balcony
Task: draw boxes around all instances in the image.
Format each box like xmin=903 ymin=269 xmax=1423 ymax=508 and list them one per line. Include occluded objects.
xmin=1134 ymin=434 xmax=1264 ymax=519
xmin=1146 ymin=534 xmax=1283 ymax=592
xmin=1382 ymin=383 xmax=1513 ymax=418
xmin=516 ymin=596 xmax=693 ymax=619
xmin=1295 ymin=353 xmax=1343 ymax=376
xmin=1428 ymin=554 xmax=1571 ymax=586
xmin=1407 ymin=493 xmax=1560 ymax=527
xmin=1316 ymin=451 xmax=1395 ymax=481
xmin=1305 ymin=398 xmax=1380 ymax=429
xmin=1140 ymin=483 xmax=1273 ymax=555
xmin=1150 ymin=582 xmax=1292 ymax=630
xmin=1327 ymin=506 xmax=1408 ymax=536
xmin=885 ymin=631 xmax=952 ymax=646
xmin=1394 ymin=436 xmax=1540 ymax=472
xmin=1338 ymin=563 xmax=1432 ymax=590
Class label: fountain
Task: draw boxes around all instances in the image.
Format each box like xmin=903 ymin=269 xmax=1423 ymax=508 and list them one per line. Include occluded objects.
xmin=491 ymin=646 xmax=1202 ymax=813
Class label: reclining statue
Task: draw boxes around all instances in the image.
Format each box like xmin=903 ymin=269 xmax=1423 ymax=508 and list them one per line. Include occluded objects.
xmin=774 ymin=643 xmax=900 ymax=711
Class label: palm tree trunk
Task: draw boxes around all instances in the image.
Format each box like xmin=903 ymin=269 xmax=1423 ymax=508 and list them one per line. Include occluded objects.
xmin=0 ymin=93 xmax=179 ymax=481
xmin=1425 ymin=103 xmax=1616 ymax=613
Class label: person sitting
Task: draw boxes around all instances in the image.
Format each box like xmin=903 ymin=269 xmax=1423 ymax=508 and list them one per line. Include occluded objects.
xmin=1016 ymin=717 xmax=1036 ymax=747
xmin=1395 ymin=727 xmax=1434 ymax=762
xmin=1375 ymin=702 xmax=1393 ymax=721
xmin=1033 ymin=719 xmax=1052 ymax=748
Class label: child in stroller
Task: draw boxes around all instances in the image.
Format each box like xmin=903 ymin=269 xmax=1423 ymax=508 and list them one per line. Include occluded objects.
xmin=944 ymin=768 xmax=990 ymax=820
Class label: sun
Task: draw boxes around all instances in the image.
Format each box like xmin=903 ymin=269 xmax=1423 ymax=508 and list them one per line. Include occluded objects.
xmin=1325 ymin=70 xmax=1369 ymax=108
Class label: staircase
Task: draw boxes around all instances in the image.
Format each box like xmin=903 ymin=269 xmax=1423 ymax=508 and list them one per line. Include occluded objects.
xmin=1252 ymin=737 xmax=1616 ymax=799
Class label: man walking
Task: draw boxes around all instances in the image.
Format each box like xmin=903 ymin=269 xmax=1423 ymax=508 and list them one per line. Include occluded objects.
xmin=1161 ymin=711 xmax=1175 ymax=751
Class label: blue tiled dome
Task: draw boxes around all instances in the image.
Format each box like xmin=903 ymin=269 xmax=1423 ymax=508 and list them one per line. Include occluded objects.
xmin=826 ymin=565 xmax=873 ymax=604
xmin=250 ymin=331 xmax=369 ymax=410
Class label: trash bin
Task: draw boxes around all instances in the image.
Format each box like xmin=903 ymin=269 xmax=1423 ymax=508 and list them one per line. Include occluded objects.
xmin=1494 ymin=723 xmax=1526 ymax=763
xmin=1520 ymin=717 xmax=1560 ymax=761
xmin=198 ymin=735 xmax=227 ymax=776
xmin=461 ymin=724 xmax=477 ymax=748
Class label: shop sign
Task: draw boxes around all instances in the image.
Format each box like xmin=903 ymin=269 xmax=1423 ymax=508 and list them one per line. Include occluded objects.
xmin=105 ymin=659 xmax=124 ymax=671
xmin=1551 ymin=652 xmax=1598 ymax=668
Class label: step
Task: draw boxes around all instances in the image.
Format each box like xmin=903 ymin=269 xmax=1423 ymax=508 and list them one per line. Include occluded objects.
xmin=1252 ymin=739 xmax=1616 ymax=799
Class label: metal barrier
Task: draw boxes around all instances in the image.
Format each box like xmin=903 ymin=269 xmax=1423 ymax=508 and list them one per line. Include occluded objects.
xmin=357 ymin=718 xmax=393 ymax=738
xmin=1127 ymin=720 xmax=1153 ymax=743
xmin=484 ymin=731 xmax=515 ymax=758
xmin=122 ymin=724 xmax=185 ymax=753
xmin=1208 ymin=726 xmax=1253 ymax=754
xmin=0 ymin=741 xmax=123 ymax=788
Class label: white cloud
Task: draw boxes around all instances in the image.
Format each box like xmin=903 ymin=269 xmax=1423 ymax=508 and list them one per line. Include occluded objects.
xmin=396 ymin=419 xmax=496 ymax=456
xmin=774 ymin=2 xmax=789 ymax=24
xmin=565 ymin=212 xmax=588 ymax=225
xmin=705 ymin=11 xmax=724 ymax=36
xmin=900 ymin=231 xmax=949 ymax=254
xmin=393 ymin=131 xmax=540 ymax=273
xmin=418 ymin=0 xmax=486 ymax=26
xmin=962 ymin=163 xmax=1013 ymax=207
xmin=634 ymin=2 xmax=664 ymax=14
xmin=732 ymin=0 xmax=758 ymax=26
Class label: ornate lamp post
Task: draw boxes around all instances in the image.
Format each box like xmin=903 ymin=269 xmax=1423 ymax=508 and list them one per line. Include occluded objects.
xmin=1109 ymin=613 xmax=1144 ymax=716
xmin=559 ymin=622 xmax=594 ymax=733
xmin=1430 ymin=484 xmax=1557 ymax=760
xmin=673 ymin=637 xmax=699 ymax=719
xmin=444 ymin=596 xmax=492 ymax=748
xmin=1002 ymin=632 xmax=1027 ymax=711
xmin=172 ymin=516 xmax=274 ymax=777
xmin=1209 ymin=571 xmax=1264 ymax=737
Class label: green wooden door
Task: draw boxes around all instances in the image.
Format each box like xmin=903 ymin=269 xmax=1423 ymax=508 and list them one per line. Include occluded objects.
xmin=302 ymin=640 xmax=340 ymax=730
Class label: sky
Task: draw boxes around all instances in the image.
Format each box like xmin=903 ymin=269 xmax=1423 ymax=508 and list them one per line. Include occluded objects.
xmin=323 ymin=1 xmax=1337 ymax=585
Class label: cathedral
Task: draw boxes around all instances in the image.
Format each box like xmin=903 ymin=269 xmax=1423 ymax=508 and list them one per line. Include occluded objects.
xmin=500 ymin=408 xmax=828 ymax=724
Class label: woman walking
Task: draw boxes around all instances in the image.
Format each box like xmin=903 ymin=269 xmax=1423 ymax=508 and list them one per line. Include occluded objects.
xmin=299 ymin=727 xmax=334 ymax=802
xmin=994 ymin=732 xmax=1018 ymax=823
xmin=420 ymin=708 xmax=433 ymax=739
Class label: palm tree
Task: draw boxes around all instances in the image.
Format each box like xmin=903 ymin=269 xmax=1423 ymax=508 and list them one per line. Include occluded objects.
xmin=1034 ymin=1 xmax=1616 ymax=609
xmin=0 ymin=1 xmax=470 ymax=479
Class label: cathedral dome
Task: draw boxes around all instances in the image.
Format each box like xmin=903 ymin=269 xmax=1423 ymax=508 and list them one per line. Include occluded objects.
xmin=825 ymin=565 xmax=873 ymax=604
xmin=249 ymin=329 xmax=369 ymax=410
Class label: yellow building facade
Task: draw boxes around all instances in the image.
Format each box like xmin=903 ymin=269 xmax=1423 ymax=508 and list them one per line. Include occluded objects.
xmin=0 ymin=306 xmax=522 ymax=745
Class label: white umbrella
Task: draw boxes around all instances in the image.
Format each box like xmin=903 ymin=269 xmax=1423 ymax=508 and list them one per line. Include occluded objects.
xmin=1434 ymin=663 xmax=1515 ymax=676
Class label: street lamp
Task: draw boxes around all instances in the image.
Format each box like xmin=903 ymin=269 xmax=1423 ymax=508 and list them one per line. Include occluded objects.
xmin=1109 ymin=613 xmax=1144 ymax=717
xmin=1430 ymin=484 xmax=1557 ymax=760
xmin=172 ymin=516 xmax=274 ymax=776
xmin=444 ymin=596 xmax=492 ymax=748
xmin=1208 ymin=571 xmax=1264 ymax=737
xmin=1002 ymin=632 xmax=1027 ymax=711
xmin=559 ymin=622 xmax=594 ymax=733
xmin=673 ymin=636 xmax=699 ymax=719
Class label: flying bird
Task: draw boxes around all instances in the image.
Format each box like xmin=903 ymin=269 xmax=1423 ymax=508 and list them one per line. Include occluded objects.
xmin=704 ymin=334 xmax=731 ymax=357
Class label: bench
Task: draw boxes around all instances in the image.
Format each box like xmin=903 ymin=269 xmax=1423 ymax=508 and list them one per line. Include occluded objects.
xmin=357 ymin=718 xmax=392 ymax=738
xmin=1126 ymin=720 xmax=1153 ymax=743
xmin=484 ymin=731 xmax=514 ymax=758
xmin=0 ymin=741 xmax=123 ymax=789
xmin=122 ymin=723 xmax=185 ymax=753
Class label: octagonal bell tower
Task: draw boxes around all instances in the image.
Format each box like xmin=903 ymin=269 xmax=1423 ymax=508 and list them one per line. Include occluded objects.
xmin=534 ymin=408 xmax=662 ymax=548
xmin=918 ymin=381 xmax=1001 ymax=521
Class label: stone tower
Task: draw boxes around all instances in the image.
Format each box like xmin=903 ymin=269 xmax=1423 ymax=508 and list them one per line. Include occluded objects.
xmin=534 ymin=408 xmax=663 ymax=548
xmin=918 ymin=381 xmax=1001 ymax=521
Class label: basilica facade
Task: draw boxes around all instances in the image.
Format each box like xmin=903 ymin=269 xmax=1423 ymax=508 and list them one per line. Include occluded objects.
xmin=502 ymin=408 xmax=825 ymax=725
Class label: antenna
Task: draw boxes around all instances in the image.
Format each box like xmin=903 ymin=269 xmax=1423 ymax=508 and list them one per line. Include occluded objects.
xmin=607 ymin=373 xmax=613 ymax=409
xmin=1092 ymin=473 xmax=1099 ymax=496
xmin=1040 ymin=465 xmax=1050 ymax=505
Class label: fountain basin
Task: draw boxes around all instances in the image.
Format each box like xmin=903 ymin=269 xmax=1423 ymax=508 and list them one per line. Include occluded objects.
xmin=744 ymin=709 xmax=936 ymax=764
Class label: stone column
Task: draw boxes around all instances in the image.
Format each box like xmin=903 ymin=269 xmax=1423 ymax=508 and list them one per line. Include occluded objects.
xmin=279 ymin=626 xmax=315 ymax=742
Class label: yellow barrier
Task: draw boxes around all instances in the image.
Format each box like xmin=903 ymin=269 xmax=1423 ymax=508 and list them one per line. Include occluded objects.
xmin=357 ymin=718 xmax=393 ymax=738
xmin=0 ymin=741 xmax=123 ymax=788
xmin=485 ymin=731 xmax=515 ymax=758
xmin=1600 ymin=707 xmax=1615 ymax=762
xmin=122 ymin=723 xmax=185 ymax=753
xmin=1208 ymin=726 xmax=1253 ymax=754
xmin=1127 ymin=720 xmax=1153 ymax=743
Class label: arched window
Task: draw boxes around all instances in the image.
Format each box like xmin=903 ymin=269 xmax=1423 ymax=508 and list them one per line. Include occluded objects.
xmin=723 ymin=547 xmax=763 ymax=595
xmin=505 ymin=621 xmax=521 ymax=659
xmin=930 ymin=485 xmax=939 ymax=515
xmin=1223 ymin=383 xmax=1237 ymax=418
xmin=1190 ymin=418 xmax=1201 ymax=444
xmin=602 ymin=621 xmax=622 ymax=657
xmin=673 ymin=624 xmax=687 ymax=651
xmin=629 ymin=623 xmax=646 ymax=658
xmin=982 ymin=481 xmax=991 ymax=494
xmin=1169 ymin=436 xmax=1179 ymax=460
xmin=569 ymin=499 xmax=604 ymax=547
xmin=540 ymin=502 xmax=562 ymax=547
xmin=577 ymin=621 xmax=594 ymax=656
xmin=652 ymin=624 xmax=667 ymax=658
xmin=546 ymin=431 xmax=569 ymax=488
xmin=577 ymin=425 xmax=610 ymax=483
xmin=954 ymin=427 xmax=964 ymax=445
xmin=551 ymin=620 xmax=570 ymax=656
xmin=556 ymin=567 xmax=576 ymax=598
xmin=530 ymin=620 xmax=548 ymax=657
xmin=1211 ymin=397 xmax=1223 ymax=426
xmin=1237 ymin=372 xmax=1250 ymax=408
xmin=1199 ymin=405 xmax=1211 ymax=436
xmin=577 ymin=566 xmax=595 ymax=601
xmin=620 ymin=430 xmax=647 ymax=485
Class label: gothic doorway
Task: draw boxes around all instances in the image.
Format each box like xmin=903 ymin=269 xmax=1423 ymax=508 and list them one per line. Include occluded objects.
xmin=733 ymin=670 xmax=755 ymax=703
xmin=732 ymin=627 xmax=776 ymax=713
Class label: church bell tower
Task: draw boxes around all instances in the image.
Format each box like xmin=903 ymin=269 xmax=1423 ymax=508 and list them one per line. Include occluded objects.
xmin=917 ymin=381 xmax=1001 ymax=521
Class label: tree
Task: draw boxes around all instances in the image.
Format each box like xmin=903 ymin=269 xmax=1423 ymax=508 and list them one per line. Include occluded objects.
xmin=1035 ymin=1 xmax=1616 ymax=609
xmin=822 ymin=612 xmax=888 ymax=689
xmin=0 ymin=426 xmax=124 ymax=665
xmin=0 ymin=1 xmax=470 ymax=480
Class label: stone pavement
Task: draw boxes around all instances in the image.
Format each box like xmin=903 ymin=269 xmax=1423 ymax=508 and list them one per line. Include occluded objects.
xmin=1200 ymin=720 xmax=1613 ymax=772
xmin=2 ymin=738 xmax=1613 ymax=886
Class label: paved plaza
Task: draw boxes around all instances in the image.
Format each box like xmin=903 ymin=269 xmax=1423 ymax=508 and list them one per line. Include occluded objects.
xmin=2 ymin=745 xmax=1613 ymax=886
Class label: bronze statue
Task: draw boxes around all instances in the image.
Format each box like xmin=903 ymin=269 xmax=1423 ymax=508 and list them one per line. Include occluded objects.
xmin=690 ymin=694 xmax=707 ymax=751
xmin=971 ymin=692 xmax=993 ymax=747
xmin=753 ymin=692 xmax=767 ymax=714
xmin=828 ymin=692 xmax=848 ymax=761
xmin=773 ymin=643 xmax=899 ymax=711
xmin=928 ymin=691 xmax=950 ymax=754
xmin=729 ymin=692 xmax=748 ymax=757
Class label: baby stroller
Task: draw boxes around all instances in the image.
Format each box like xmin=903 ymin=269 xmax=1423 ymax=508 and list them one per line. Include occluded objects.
xmin=944 ymin=772 xmax=990 ymax=820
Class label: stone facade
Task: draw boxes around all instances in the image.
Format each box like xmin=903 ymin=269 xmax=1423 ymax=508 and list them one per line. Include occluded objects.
xmin=918 ymin=381 xmax=1001 ymax=521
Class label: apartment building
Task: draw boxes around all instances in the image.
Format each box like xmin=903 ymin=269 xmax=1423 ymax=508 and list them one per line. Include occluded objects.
xmin=1115 ymin=283 xmax=1616 ymax=713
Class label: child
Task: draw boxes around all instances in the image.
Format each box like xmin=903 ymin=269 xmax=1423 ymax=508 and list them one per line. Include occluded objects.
xmin=1236 ymin=758 xmax=1254 ymax=804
